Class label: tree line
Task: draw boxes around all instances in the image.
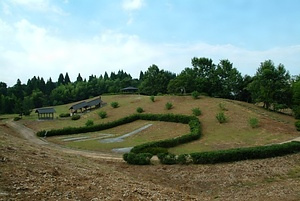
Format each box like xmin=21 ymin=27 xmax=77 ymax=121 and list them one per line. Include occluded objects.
xmin=0 ymin=57 xmax=299 ymax=118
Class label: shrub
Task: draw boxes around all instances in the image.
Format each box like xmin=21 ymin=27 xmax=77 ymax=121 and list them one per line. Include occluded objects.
xmin=14 ymin=117 xmax=21 ymax=121
xmin=71 ymin=114 xmax=80 ymax=120
xmin=111 ymin=102 xmax=119 ymax=108
xmin=192 ymin=107 xmax=202 ymax=116
xmin=165 ymin=102 xmax=173 ymax=110
xmin=59 ymin=113 xmax=70 ymax=118
xmin=216 ymin=112 xmax=227 ymax=123
xmin=150 ymin=95 xmax=155 ymax=102
xmin=85 ymin=120 xmax=94 ymax=127
xmin=158 ymin=153 xmax=177 ymax=165
xmin=136 ymin=107 xmax=144 ymax=113
xmin=293 ymin=106 xmax=300 ymax=119
xmin=219 ymin=102 xmax=228 ymax=111
xmin=191 ymin=91 xmax=200 ymax=99
xmin=249 ymin=117 xmax=259 ymax=128
xmin=98 ymin=111 xmax=107 ymax=119
xmin=177 ymin=154 xmax=193 ymax=165
xmin=123 ymin=153 xmax=153 ymax=165
xmin=295 ymin=120 xmax=300 ymax=131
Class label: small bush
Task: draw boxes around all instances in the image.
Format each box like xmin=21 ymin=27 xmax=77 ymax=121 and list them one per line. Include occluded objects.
xmin=85 ymin=120 xmax=94 ymax=127
xmin=295 ymin=120 xmax=300 ymax=131
xmin=13 ymin=117 xmax=21 ymax=121
xmin=191 ymin=91 xmax=200 ymax=99
xmin=219 ymin=103 xmax=228 ymax=111
xmin=111 ymin=102 xmax=119 ymax=108
xmin=71 ymin=114 xmax=80 ymax=120
xmin=216 ymin=112 xmax=227 ymax=123
xmin=249 ymin=117 xmax=259 ymax=128
xmin=136 ymin=107 xmax=144 ymax=113
xmin=192 ymin=107 xmax=202 ymax=116
xmin=165 ymin=102 xmax=173 ymax=110
xmin=150 ymin=95 xmax=155 ymax=102
xmin=98 ymin=111 xmax=107 ymax=119
xmin=59 ymin=113 xmax=70 ymax=118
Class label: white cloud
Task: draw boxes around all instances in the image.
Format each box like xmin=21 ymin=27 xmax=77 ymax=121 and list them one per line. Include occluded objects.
xmin=122 ymin=0 xmax=145 ymax=25
xmin=122 ymin=0 xmax=144 ymax=11
xmin=0 ymin=18 xmax=299 ymax=86
xmin=8 ymin=0 xmax=68 ymax=15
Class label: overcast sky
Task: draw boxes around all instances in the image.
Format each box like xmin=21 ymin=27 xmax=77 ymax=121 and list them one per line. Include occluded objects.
xmin=1 ymin=0 xmax=300 ymax=86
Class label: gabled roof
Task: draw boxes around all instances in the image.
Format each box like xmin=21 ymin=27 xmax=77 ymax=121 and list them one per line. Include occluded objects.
xmin=87 ymin=98 xmax=102 ymax=107
xmin=69 ymin=101 xmax=88 ymax=110
xmin=69 ymin=98 xmax=102 ymax=110
xmin=121 ymin=86 xmax=138 ymax=91
xmin=35 ymin=108 xmax=56 ymax=114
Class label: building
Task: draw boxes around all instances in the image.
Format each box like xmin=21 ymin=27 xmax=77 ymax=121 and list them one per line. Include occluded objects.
xmin=35 ymin=108 xmax=56 ymax=120
xmin=69 ymin=97 xmax=103 ymax=115
xmin=121 ymin=86 xmax=138 ymax=93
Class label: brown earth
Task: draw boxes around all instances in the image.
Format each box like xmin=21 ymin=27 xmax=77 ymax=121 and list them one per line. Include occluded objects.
xmin=1 ymin=121 xmax=300 ymax=200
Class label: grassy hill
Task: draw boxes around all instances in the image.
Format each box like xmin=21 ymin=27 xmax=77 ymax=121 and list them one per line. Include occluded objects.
xmin=17 ymin=94 xmax=299 ymax=154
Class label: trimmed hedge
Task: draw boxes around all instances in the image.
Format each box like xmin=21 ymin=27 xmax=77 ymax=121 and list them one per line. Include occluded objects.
xmin=157 ymin=141 xmax=300 ymax=165
xmin=123 ymin=153 xmax=153 ymax=165
xmin=130 ymin=118 xmax=201 ymax=154
xmin=36 ymin=113 xmax=199 ymax=137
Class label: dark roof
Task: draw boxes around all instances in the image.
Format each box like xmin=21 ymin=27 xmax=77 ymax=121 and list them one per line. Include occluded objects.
xmin=35 ymin=108 xmax=56 ymax=114
xmin=69 ymin=101 xmax=88 ymax=110
xmin=87 ymin=98 xmax=102 ymax=107
xmin=121 ymin=86 xmax=138 ymax=91
xmin=69 ymin=98 xmax=102 ymax=110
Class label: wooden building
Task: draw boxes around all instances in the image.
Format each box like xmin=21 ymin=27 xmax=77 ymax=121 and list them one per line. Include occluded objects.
xmin=35 ymin=108 xmax=56 ymax=119
xmin=69 ymin=97 xmax=103 ymax=115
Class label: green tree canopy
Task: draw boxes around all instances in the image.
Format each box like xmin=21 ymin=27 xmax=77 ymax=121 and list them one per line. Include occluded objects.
xmin=248 ymin=60 xmax=291 ymax=110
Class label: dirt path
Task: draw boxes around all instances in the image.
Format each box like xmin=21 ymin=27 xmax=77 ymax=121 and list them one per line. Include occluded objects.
xmin=6 ymin=120 xmax=123 ymax=161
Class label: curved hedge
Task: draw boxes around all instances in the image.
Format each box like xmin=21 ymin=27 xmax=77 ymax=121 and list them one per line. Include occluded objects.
xmin=36 ymin=113 xmax=200 ymax=138
xmin=36 ymin=112 xmax=300 ymax=166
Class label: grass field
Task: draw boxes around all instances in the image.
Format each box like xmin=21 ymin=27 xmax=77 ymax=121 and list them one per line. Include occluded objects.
xmin=7 ymin=94 xmax=299 ymax=154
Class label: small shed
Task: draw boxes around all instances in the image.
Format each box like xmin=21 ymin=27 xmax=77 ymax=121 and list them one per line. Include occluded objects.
xmin=69 ymin=97 xmax=103 ymax=115
xmin=69 ymin=101 xmax=88 ymax=115
xmin=86 ymin=98 xmax=102 ymax=110
xmin=35 ymin=108 xmax=56 ymax=119
xmin=121 ymin=86 xmax=138 ymax=93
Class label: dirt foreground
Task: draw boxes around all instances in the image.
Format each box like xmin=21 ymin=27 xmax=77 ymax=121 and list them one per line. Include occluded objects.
xmin=1 ymin=121 xmax=300 ymax=201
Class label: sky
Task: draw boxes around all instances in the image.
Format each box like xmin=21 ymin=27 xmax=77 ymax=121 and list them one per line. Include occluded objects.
xmin=1 ymin=0 xmax=300 ymax=86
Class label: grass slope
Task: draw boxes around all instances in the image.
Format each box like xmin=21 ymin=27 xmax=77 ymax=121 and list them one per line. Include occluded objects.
xmin=17 ymin=94 xmax=300 ymax=153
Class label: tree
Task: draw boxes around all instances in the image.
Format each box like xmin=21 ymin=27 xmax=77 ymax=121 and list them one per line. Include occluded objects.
xmin=167 ymin=68 xmax=198 ymax=94
xmin=139 ymin=65 xmax=176 ymax=95
xmin=191 ymin=57 xmax=217 ymax=95
xmin=76 ymin=73 xmax=83 ymax=82
xmin=214 ymin=59 xmax=243 ymax=99
xmin=58 ymin=73 xmax=65 ymax=85
xmin=292 ymin=79 xmax=300 ymax=118
xmin=65 ymin=73 xmax=71 ymax=84
xmin=248 ymin=60 xmax=291 ymax=110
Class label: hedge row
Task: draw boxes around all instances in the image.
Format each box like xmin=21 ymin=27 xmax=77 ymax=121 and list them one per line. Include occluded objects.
xmin=37 ymin=114 xmax=140 ymax=137
xmin=36 ymin=113 xmax=198 ymax=137
xmin=130 ymin=118 xmax=201 ymax=154
xmin=158 ymin=141 xmax=300 ymax=165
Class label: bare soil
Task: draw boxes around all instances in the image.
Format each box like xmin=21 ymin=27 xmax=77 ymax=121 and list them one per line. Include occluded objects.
xmin=1 ymin=121 xmax=300 ymax=200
